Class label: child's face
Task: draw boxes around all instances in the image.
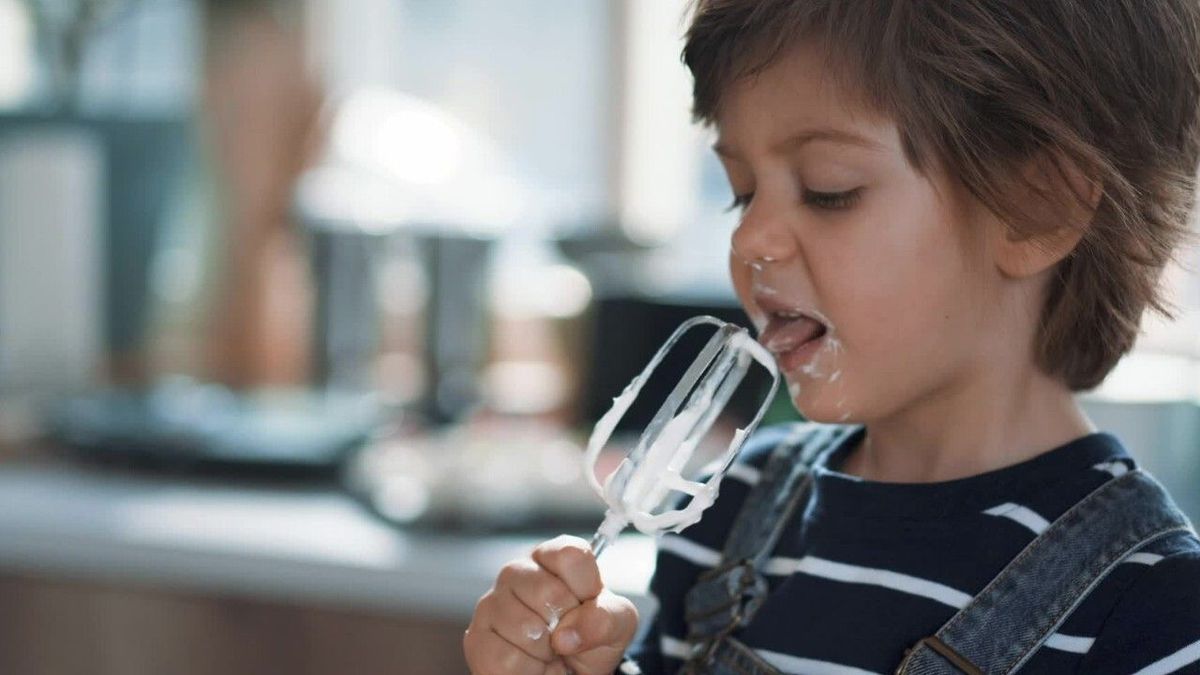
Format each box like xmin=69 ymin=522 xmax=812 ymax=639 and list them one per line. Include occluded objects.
xmin=717 ymin=44 xmax=1014 ymax=424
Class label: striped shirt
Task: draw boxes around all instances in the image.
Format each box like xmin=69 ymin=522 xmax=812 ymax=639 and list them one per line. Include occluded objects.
xmin=627 ymin=425 xmax=1200 ymax=674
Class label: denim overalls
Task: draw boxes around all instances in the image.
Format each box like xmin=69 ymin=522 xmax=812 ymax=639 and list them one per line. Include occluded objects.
xmin=678 ymin=424 xmax=1199 ymax=674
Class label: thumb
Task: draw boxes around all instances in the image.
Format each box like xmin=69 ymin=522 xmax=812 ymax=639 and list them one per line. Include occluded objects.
xmin=551 ymin=590 xmax=639 ymax=674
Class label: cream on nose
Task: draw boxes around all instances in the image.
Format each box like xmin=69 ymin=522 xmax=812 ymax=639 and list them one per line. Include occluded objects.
xmin=730 ymin=213 xmax=796 ymax=267
xmin=731 ymin=238 xmax=785 ymax=268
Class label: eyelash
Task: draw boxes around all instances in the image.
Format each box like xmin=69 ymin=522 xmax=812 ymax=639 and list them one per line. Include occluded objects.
xmin=726 ymin=193 xmax=753 ymax=212
xmin=725 ymin=188 xmax=863 ymax=213
xmin=805 ymin=188 xmax=862 ymax=210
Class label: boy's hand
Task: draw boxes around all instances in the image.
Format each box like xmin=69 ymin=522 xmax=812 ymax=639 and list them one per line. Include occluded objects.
xmin=464 ymin=535 xmax=640 ymax=675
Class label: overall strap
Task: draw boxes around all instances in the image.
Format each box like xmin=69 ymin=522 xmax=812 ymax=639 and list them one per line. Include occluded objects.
xmin=684 ymin=424 xmax=855 ymax=646
xmin=896 ymin=469 xmax=1197 ymax=675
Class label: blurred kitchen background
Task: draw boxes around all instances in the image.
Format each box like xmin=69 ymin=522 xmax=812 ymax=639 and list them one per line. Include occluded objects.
xmin=0 ymin=1 xmax=1197 ymax=673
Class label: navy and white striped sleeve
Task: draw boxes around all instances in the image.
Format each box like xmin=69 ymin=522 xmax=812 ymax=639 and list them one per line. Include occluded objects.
xmin=1078 ymin=549 xmax=1200 ymax=674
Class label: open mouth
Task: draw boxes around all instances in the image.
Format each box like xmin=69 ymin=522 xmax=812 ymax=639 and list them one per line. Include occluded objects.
xmin=757 ymin=310 xmax=830 ymax=371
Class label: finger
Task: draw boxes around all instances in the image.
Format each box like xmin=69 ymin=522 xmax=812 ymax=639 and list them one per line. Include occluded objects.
xmin=552 ymin=590 xmax=639 ymax=675
xmin=544 ymin=660 xmax=571 ymax=675
xmin=531 ymin=535 xmax=603 ymax=602
xmin=552 ymin=590 xmax=639 ymax=655
xmin=462 ymin=624 xmax=545 ymax=675
xmin=565 ymin=644 xmax=629 ymax=675
xmin=487 ymin=587 xmax=557 ymax=663
xmin=499 ymin=556 xmax=581 ymax=626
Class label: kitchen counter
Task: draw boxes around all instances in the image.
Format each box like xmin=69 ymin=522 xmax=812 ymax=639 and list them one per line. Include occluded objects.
xmin=0 ymin=461 xmax=658 ymax=622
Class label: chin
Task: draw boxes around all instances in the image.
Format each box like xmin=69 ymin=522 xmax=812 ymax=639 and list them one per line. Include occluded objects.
xmin=787 ymin=376 xmax=858 ymax=424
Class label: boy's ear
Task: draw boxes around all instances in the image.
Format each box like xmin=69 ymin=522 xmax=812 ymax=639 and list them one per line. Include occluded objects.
xmin=992 ymin=151 xmax=1102 ymax=279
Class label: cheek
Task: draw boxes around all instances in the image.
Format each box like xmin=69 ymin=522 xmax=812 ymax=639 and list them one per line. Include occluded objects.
xmin=794 ymin=197 xmax=982 ymax=417
xmin=828 ymin=189 xmax=973 ymax=341
xmin=855 ymin=260 xmax=986 ymax=416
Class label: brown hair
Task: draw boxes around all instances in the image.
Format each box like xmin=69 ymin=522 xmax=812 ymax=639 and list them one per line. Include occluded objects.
xmin=684 ymin=0 xmax=1200 ymax=390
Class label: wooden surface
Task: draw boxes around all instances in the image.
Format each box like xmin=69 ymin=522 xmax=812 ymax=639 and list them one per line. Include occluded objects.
xmin=0 ymin=573 xmax=467 ymax=675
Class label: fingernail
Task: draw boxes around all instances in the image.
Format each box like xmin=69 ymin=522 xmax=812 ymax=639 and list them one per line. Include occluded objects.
xmin=557 ymin=628 xmax=580 ymax=653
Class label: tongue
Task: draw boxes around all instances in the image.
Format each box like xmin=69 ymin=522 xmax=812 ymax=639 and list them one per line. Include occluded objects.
xmin=759 ymin=316 xmax=825 ymax=354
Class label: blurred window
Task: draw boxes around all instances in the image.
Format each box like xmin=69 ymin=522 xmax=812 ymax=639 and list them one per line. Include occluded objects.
xmin=0 ymin=0 xmax=36 ymax=108
xmin=74 ymin=0 xmax=199 ymax=112
xmin=311 ymin=0 xmax=613 ymax=228
xmin=0 ymin=0 xmax=199 ymax=113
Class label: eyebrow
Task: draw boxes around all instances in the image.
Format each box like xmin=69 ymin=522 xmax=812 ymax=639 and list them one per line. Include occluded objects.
xmin=713 ymin=127 xmax=886 ymax=159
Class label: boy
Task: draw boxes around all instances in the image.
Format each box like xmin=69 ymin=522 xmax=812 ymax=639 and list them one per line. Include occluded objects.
xmin=464 ymin=1 xmax=1200 ymax=673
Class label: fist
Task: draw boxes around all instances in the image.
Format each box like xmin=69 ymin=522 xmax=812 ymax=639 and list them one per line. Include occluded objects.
xmin=464 ymin=535 xmax=640 ymax=675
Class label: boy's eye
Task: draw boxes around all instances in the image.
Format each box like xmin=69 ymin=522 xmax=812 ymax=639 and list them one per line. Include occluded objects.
xmin=803 ymin=188 xmax=862 ymax=210
xmin=725 ymin=192 xmax=754 ymax=213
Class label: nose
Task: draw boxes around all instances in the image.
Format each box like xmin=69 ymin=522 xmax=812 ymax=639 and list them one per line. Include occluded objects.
xmin=730 ymin=201 xmax=799 ymax=268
